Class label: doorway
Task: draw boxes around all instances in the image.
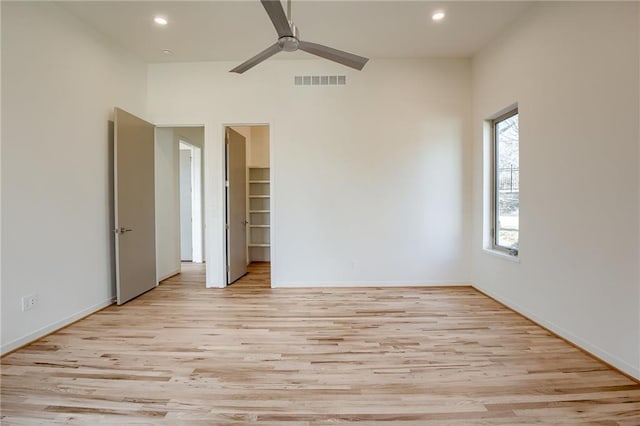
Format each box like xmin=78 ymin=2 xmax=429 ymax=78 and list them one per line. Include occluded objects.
xmin=224 ymin=125 xmax=271 ymax=286
xmin=155 ymin=126 xmax=205 ymax=283
xmin=179 ymin=141 xmax=203 ymax=263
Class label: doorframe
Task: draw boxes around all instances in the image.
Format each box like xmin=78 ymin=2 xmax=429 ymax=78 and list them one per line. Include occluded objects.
xmin=155 ymin=123 xmax=207 ymax=285
xmin=221 ymin=123 xmax=273 ymax=288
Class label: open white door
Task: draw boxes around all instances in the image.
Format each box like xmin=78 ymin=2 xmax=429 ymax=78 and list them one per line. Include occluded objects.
xmin=225 ymin=128 xmax=248 ymax=284
xmin=114 ymin=108 xmax=156 ymax=304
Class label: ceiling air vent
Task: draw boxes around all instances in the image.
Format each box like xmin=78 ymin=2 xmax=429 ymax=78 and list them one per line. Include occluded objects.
xmin=294 ymin=75 xmax=347 ymax=86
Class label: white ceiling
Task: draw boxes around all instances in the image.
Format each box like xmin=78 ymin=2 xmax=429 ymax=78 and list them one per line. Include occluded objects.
xmin=60 ymin=1 xmax=533 ymax=63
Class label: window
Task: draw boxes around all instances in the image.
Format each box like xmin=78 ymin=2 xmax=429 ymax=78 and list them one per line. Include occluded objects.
xmin=492 ymin=108 xmax=519 ymax=256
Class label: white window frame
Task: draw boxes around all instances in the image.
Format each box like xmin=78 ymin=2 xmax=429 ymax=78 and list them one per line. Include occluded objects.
xmin=490 ymin=107 xmax=519 ymax=257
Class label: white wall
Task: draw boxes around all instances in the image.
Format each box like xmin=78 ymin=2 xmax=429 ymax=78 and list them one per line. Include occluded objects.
xmin=230 ymin=126 xmax=252 ymax=143
xmin=231 ymin=124 xmax=270 ymax=168
xmin=147 ymin=58 xmax=472 ymax=288
xmin=249 ymin=125 xmax=270 ymax=168
xmin=471 ymin=2 xmax=640 ymax=379
xmin=175 ymin=127 xmax=204 ymax=151
xmin=155 ymin=128 xmax=180 ymax=280
xmin=1 ymin=2 xmax=147 ymax=353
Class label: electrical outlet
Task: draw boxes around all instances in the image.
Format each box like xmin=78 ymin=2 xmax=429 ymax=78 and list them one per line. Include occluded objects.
xmin=21 ymin=294 xmax=37 ymax=311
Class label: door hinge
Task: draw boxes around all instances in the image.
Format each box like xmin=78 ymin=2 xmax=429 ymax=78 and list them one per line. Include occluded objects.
xmin=225 ymin=180 xmax=229 ymax=187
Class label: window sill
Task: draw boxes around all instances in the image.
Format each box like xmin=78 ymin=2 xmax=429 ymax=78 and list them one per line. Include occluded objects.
xmin=483 ymin=248 xmax=520 ymax=263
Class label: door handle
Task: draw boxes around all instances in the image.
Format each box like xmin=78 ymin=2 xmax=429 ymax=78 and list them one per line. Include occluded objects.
xmin=114 ymin=227 xmax=133 ymax=234
xmin=241 ymin=220 xmax=249 ymax=225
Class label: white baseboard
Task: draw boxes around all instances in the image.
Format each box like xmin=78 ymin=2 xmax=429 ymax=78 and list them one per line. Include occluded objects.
xmin=1 ymin=297 xmax=115 ymax=355
xmin=273 ymin=280 xmax=472 ymax=288
xmin=473 ymin=284 xmax=640 ymax=381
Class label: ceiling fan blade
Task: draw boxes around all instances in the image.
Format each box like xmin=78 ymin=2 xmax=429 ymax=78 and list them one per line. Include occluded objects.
xmin=298 ymin=41 xmax=369 ymax=71
xmin=230 ymin=43 xmax=283 ymax=73
xmin=261 ymin=0 xmax=293 ymax=38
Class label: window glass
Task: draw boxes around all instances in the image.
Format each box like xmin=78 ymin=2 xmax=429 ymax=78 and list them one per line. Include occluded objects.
xmin=494 ymin=111 xmax=519 ymax=253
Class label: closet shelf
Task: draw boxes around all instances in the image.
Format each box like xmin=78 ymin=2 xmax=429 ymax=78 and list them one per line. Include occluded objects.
xmin=248 ymin=167 xmax=271 ymax=262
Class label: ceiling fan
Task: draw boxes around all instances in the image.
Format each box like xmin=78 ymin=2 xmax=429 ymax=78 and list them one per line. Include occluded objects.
xmin=230 ymin=0 xmax=369 ymax=73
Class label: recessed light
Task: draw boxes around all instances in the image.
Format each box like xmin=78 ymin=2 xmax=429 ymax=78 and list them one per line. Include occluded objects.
xmin=162 ymin=49 xmax=173 ymax=55
xmin=432 ymin=11 xmax=445 ymax=21
xmin=154 ymin=16 xmax=168 ymax=25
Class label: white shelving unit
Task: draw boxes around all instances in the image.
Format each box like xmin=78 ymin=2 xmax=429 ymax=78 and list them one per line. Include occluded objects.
xmin=248 ymin=167 xmax=270 ymax=261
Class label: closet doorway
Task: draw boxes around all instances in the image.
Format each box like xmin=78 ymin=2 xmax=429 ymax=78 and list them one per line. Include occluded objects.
xmin=224 ymin=125 xmax=271 ymax=285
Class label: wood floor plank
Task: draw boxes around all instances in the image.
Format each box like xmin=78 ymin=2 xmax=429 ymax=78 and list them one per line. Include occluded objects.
xmin=1 ymin=262 xmax=639 ymax=424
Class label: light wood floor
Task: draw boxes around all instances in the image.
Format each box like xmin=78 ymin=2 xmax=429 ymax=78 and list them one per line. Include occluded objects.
xmin=2 ymin=262 xmax=639 ymax=425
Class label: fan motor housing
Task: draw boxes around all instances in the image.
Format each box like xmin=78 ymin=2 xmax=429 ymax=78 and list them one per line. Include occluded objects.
xmin=278 ymin=36 xmax=299 ymax=52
